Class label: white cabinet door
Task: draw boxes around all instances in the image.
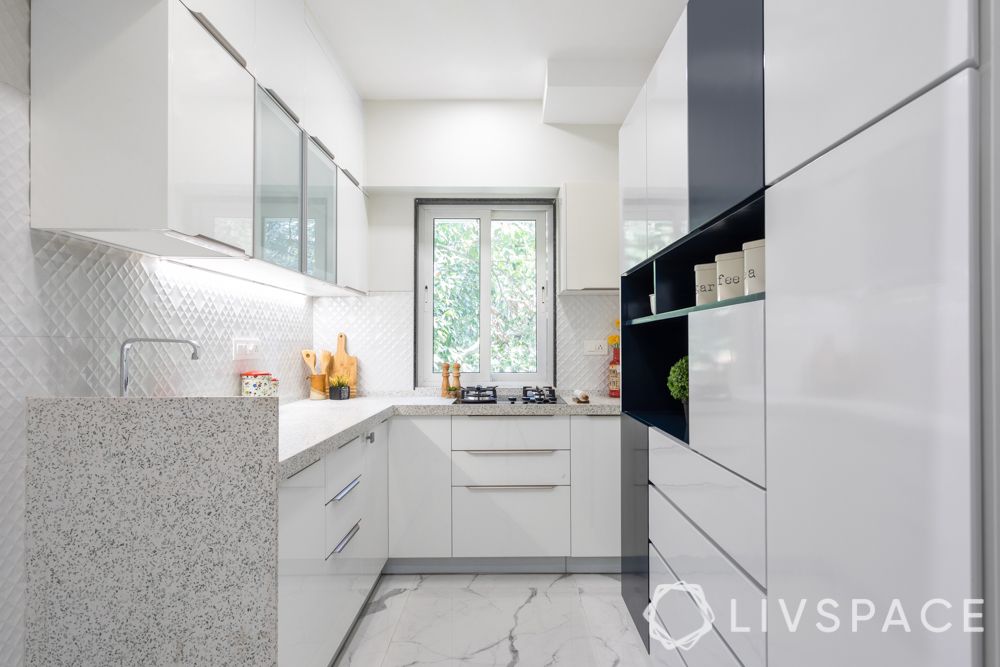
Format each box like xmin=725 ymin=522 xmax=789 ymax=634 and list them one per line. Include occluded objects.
xmin=451 ymin=415 xmax=570 ymax=450
xmin=452 ymin=486 xmax=570 ymax=558
xmin=388 ymin=417 xmax=452 ymax=558
xmin=179 ymin=0 xmax=255 ymax=72
xmin=764 ymin=0 xmax=975 ymax=183
xmin=619 ymin=86 xmax=647 ymax=272
xmin=362 ymin=420 xmax=389 ymax=571
xmin=645 ymin=7 xmax=688 ymax=256
xmin=278 ymin=459 xmax=325 ymax=561
xmin=336 ymin=171 xmax=369 ymax=293
xmin=558 ymin=182 xmax=620 ymax=292
xmin=766 ymin=70 xmax=978 ymax=667
xmin=570 ymin=416 xmax=621 ymax=558
xmin=688 ymin=300 xmax=765 ymax=486
xmin=168 ymin=0 xmax=255 ymax=253
xmin=254 ymin=0 xmax=309 ymax=121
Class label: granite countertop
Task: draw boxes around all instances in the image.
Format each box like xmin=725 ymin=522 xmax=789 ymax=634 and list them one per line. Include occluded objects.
xmin=278 ymin=394 xmax=621 ymax=478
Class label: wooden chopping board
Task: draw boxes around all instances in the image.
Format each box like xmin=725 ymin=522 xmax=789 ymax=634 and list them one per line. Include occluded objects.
xmin=328 ymin=333 xmax=358 ymax=398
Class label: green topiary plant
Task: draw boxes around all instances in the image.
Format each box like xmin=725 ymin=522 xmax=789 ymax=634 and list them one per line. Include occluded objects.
xmin=667 ymin=355 xmax=689 ymax=403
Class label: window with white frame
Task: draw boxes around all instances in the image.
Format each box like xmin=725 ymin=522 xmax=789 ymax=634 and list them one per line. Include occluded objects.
xmin=416 ymin=204 xmax=554 ymax=387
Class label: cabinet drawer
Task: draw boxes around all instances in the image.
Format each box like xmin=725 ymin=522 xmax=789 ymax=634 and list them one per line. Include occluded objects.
xmin=649 ymin=545 xmax=741 ymax=667
xmin=688 ymin=300 xmax=765 ymax=486
xmin=280 ymin=456 xmax=324 ymax=488
xmin=451 ymin=416 xmax=570 ymax=451
xmin=649 ymin=428 xmax=765 ymax=586
xmin=452 ymin=486 xmax=570 ymax=557
xmin=324 ymin=474 xmax=364 ymax=557
xmin=649 ymin=488 xmax=765 ymax=667
xmin=452 ymin=449 xmax=570 ymax=486
xmin=325 ymin=435 xmax=364 ymax=503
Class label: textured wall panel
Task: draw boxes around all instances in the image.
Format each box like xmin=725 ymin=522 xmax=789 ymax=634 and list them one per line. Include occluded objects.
xmin=556 ymin=293 xmax=620 ymax=392
xmin=0 ymin=0 xmax=28 ymax=94
xmin=313 ymin=292 xmax=415 ymax=394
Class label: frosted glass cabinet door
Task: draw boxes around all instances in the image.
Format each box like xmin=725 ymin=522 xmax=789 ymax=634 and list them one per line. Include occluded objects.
xmin=619 ymin=86 xmax=647 ymax=272
xmin=688 ymin=300 xmax=765 ymax=486
xmin=255 ymin=87 xmax=303 ymax=272
xmin=765 ymin=70 xmax=978 ymax=667
xmin=168 ymin=1 xmax=255 ymax=253
xmin=764 ymin=0 xmax=975 ymax=182
xmin=645 ymin=8 xmax=688 ymax=256
xmin=305 ymin=139 xmax=337 ymax=283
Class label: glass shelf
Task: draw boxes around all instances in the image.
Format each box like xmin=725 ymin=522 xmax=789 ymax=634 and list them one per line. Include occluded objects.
xmin=624 ymin=291 xmax=765 ymax=326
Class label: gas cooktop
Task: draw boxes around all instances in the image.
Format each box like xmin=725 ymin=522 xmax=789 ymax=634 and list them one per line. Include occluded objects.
xmin=457 ymin=385 xmax=565 ymax=405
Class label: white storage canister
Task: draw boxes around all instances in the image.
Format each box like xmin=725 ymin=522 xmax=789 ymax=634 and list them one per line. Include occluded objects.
xmin=715 ymin=251 xmax=744 ymax=300
xmin=742 ymin=239 xmax=765 ymax=295
xmin=694 ymin=263 xmax=717 ymax=305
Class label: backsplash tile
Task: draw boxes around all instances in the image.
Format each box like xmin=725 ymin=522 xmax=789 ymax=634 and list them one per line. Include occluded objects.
xmin=556 ymin=293 xmax=620 ymax=393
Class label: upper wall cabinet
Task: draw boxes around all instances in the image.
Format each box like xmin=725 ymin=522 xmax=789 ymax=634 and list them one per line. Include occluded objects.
xmin=179 ymin=0 xmax=256 ymax=72
xmin=687 ymin=0 xmax=763 ymax=228
xmin=31 ymin=0 xmax=255 ymax=258
xmin=558 ymin=182 xmax=620 ymax=293
xmin=764 ymin=0 xmax=976 ymax=183
xmin=645 ymin=7 xmax=689 ymax=258
xmin=255 ymin=0 xmax=310 ymax=129
xmin=336 ymin=171 xmax=369 ymax=294
xmin=619 ymin=86 xmax=647 ymax=273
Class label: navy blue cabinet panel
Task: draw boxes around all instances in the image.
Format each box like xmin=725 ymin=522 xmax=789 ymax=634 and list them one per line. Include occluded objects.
xmin=620 ymin=413 xmax=650 ymax=650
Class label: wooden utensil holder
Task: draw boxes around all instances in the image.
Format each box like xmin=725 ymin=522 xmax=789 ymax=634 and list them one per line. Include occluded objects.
xmin=309 ymin=374 xmax=328 ymax=400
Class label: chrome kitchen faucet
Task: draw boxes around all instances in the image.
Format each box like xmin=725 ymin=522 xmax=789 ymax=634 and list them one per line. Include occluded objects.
xmin=119 ymin=337 xmax=201 ymax=397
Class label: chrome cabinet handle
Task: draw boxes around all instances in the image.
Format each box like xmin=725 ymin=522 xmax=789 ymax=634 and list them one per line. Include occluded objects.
xmin=463 ymin=449 xmax=557 ymax=455
xmin=310 ymin=135 xmax=336 ymax=163
xmin=465 ymin=485 xmax=558 ymax=490
xmin=338 ymin=436 xmax=359 ymax=450
xmin=190 ymin=11 xmax=247 ymax=68
xmin=285 ymin=458 xmax=320 ymax=480
xmin=264 ymin=87 xmax=300 ymax=123
xmin=326 ymin=522 xmax=361 ymax=558
xmin=365 ymin=432 xmax=375 ymax=444
xmin=327 ymin=475 xmax=361 ymax=504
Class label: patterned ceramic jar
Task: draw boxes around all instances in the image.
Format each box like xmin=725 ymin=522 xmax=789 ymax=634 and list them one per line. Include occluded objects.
xmin=241 ymin=371 xmax=279 ymax=397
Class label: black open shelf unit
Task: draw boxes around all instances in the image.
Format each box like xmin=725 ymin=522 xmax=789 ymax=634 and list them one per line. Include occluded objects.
xmin=620 ymin=193 xmax=765 ymax=443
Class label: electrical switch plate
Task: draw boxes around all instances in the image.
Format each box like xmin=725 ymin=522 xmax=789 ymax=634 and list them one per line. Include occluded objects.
xmin=232 ymin=337 xmax=262 ymax=361
xmin=583 ymin=340 xmax=608 ymax=356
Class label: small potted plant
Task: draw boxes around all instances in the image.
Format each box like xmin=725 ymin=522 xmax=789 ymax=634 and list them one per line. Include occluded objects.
xmin=667 ymin=355 xmax=689 ymax=437
xmin=329 ymin=376 xmax=351 ymax=400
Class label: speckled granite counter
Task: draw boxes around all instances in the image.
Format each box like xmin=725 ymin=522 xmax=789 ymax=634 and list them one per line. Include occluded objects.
xmin=278 ymin=394 xmax=621 ymax=478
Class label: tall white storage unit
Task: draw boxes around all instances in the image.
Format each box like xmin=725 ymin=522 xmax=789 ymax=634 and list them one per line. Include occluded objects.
xmin=764 ymin=0 xmax=980 ymax=658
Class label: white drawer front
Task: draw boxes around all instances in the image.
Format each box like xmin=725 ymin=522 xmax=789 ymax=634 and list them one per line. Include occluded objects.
xmin=280 ymin=457 xmax=324 ymax=488
xmin=650 ymin=487 xmax=765 ymax=667
xmin=452 ymin=486 xmax=570 ymax=557
xmin=649 ymin=545 xmax=741 ymax=667
xmin=278 ymin=485 xmax=326 ymax=561
xmin=688 ymin=300 xmax=765 ymax=486
xmin=649 ymin=428 xmax=765 ymax=586
xmin=324 ymin=474 xmax=365 ymax=557
xmin=451 ymin=415 xmax=570 ymax=451
xmin=325 ymin=435 xmax=364 ymax=502
xmin=452 ymin=449 xmax=570 ymax=486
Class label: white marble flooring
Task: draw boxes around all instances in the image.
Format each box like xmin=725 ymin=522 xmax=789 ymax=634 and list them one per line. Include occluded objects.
xmin=335 ymin=573 xmax=652 ymax=666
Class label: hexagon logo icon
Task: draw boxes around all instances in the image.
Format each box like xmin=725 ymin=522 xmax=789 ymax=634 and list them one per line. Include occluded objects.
xmin=644 ymin=581 xmax=716 ymax=651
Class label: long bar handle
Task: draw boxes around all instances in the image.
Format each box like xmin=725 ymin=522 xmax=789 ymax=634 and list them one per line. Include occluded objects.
xmin=190 ymin=11 xmax=247 ymax=68
xmin=326 ymin=522 xmax=361 ymax=558
xmin=326 ymin=475 xmax=361 ymax=504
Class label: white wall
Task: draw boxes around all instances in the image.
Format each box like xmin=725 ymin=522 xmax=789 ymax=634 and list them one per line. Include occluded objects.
xmin=364 ymin=100 xmax=619 ymax=188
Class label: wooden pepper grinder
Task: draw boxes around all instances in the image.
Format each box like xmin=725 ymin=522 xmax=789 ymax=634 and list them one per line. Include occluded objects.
xmin=451 ymin=362 xmax=462 ymax=395
xmin=440 ymin=362 xmax=451 ymax=398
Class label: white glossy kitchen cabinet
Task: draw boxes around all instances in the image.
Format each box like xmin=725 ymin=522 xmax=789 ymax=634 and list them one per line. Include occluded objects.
xmin=645 ymin=7 xmax=688 ymax=256
xmin=31 ymin=0 xmax=255 ymax=257
xmin=388 ymin=417 xmax=452 ymax=558
xmin=451 ymin=415 xmax=570 ymax=450
xmin=179 ymin=0 xmax=255 ymax=71
xmin=452 ymin=450 xmax=570 ymax=486
xmin=688 ymin=300 xmax=765 ymax=486
xmin=359 ymin=420 xmax=389 ymax=573
xmin=766 ymin=70 xmax=979 ymax=667
xmin=452 ymin=486 xmax=571 ymax=558
xmin=619 ymin=85 xmax=648 ymax=272
xmin=558 ymin=182 xmax=620 ymax=292
xmin=649 ymin=428 xmax=765 ymax=586
xmin=764 ymin=0 xmax=976 ymax=182
xmin=649 ymin=487 xmax=765 ymax=667
xmin=336 ymin=170 xmax=369 ymax=294
xmin=255 ymin=0 xmax=309 ymax=125
xmin=570 ymin=416 xmax=621 ymax=558
xmin=278 ymin=459 xmax=325 ymax=561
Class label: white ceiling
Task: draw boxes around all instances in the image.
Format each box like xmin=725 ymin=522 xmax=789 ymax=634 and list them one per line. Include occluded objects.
xmin=306 ymin=0 xmax=686 ymax=102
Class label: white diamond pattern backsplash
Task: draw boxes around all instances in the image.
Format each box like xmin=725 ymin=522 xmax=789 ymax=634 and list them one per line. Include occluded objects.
xmin=314 ymin=292 xmax=618 ymax=393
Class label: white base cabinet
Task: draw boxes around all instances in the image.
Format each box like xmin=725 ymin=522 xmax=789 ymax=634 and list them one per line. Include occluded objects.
xmin=388 ymin=417 xmax=453 ymax=558
xmin=452 ymin=486 xmax=571 ymax=558
xmin=570 ymin=416 xmax=621 ymax=558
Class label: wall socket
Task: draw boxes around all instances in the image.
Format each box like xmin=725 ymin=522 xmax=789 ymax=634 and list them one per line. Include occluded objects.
xmin=232 ymin=337 xmax=262 ymax=361
xmin=583 ymin=340 xmax=608 ymax=356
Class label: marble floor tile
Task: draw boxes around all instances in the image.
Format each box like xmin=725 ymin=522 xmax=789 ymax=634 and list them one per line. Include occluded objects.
xmin=335 ymin=573 xmax=653 ymax=667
